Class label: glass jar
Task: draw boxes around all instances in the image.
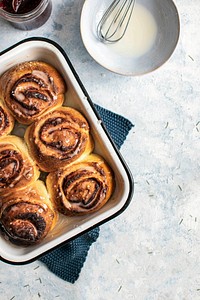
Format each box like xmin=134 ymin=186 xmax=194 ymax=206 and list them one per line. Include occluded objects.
xmin=0 ymin=0 xmax=52 ymax=30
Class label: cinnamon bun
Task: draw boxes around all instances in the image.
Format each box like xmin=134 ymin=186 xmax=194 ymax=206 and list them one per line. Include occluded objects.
xmin=46 ymin=154 xmax=114 ymax=215
xmin=0 ymin=180 xmax=58 ymax=246
xmin=24 ymin=106 xmax=94 ymax=172
xmin=0 ymin=135 xmax=40 ymax=195
xmin=0 ymin=98 xmax=14 ymax=136
xmin=0 ymin=61 xmax=66 ymax=124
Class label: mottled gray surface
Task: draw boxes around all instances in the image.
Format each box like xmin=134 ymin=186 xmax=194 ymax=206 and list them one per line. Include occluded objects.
xmin=0 ymin=0 xmax=200 ymax=299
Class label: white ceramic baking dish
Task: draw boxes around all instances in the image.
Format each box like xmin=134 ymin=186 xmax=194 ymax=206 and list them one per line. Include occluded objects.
xmin=0 ymin=37 xmax=134 ymax=264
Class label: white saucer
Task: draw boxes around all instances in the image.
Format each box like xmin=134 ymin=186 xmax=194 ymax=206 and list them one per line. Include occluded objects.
xmin=80 ymin=0 xmax=180 ymax=76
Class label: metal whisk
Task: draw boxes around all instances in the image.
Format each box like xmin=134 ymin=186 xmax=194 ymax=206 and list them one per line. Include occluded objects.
xmin=97 ymin=0 xmax=136 ymax=43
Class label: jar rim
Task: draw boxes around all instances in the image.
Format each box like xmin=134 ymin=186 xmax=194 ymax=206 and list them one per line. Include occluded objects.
xmin=0 ymin=0 xmax=49 ymax=20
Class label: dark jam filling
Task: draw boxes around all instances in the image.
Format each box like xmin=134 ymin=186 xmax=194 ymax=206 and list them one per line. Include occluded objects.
xmin=0 ymin=0 xmax=41 ymax=14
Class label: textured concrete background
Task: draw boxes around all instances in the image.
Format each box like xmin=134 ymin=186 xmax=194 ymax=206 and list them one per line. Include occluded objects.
xmin=0 ymin=0 xmax=200 ymax=299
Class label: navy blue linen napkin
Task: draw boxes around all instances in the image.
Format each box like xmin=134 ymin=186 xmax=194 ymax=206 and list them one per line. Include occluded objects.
xmin=39 ymin=104 xmax=134 ymax=283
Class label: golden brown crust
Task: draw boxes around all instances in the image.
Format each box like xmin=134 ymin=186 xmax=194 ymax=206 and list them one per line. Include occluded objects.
xmin=0 ymin=61 xmax=66 ymax=124
xmin=0 ymin=180 xmax=58 ymax=246
xmin=46 ymin=154 xmax=114 ymax=216
xmin=0 ymin=135 xmax=40 ymax=195
xmin=0 ymin=59 xmax=115 ymax=248
xmin=24 ymin=106 xmax=94 ymax=172
xmin=0 ymin=98 xmax=15 ymax=136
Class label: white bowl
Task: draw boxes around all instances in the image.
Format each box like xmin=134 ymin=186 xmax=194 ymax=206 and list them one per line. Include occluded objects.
xmin=0 ymin=38 xmax=134 ymax=264
xmin=80 ymin=0 xmax=180 ymax=76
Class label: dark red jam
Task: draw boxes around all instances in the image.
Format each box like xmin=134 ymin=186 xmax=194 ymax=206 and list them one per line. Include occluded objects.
xmin=0 ymin=0 xmax=41 ymax=14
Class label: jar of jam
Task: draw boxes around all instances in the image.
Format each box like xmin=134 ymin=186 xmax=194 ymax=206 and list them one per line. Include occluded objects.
xmin=0 ymin=0 xmax=52 ymax=30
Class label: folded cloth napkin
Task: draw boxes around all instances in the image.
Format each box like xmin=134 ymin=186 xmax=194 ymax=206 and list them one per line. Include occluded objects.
xmin=39 ymin=104 xmax=134 ymax=283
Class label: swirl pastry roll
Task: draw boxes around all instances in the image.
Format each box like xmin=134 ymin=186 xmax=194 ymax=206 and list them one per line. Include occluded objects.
xmin=0 ymin=98 xmax=15 ymax=136
xmin=0 ymin=135 xmax=40 ymax=195
xmin=0 ymin=61 xmax=66 ymax=124
xmin=0 ymin=180 xmax=58 ymax=246
xmin=25 ymin=106 xmax=94 ymax=172
xmin=46 ymin=154 xmax=114 ymax=215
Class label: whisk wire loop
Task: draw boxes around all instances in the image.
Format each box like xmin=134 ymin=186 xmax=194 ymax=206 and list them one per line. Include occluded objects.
xmin=97 ymin=0 xmax=136 ymax=43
